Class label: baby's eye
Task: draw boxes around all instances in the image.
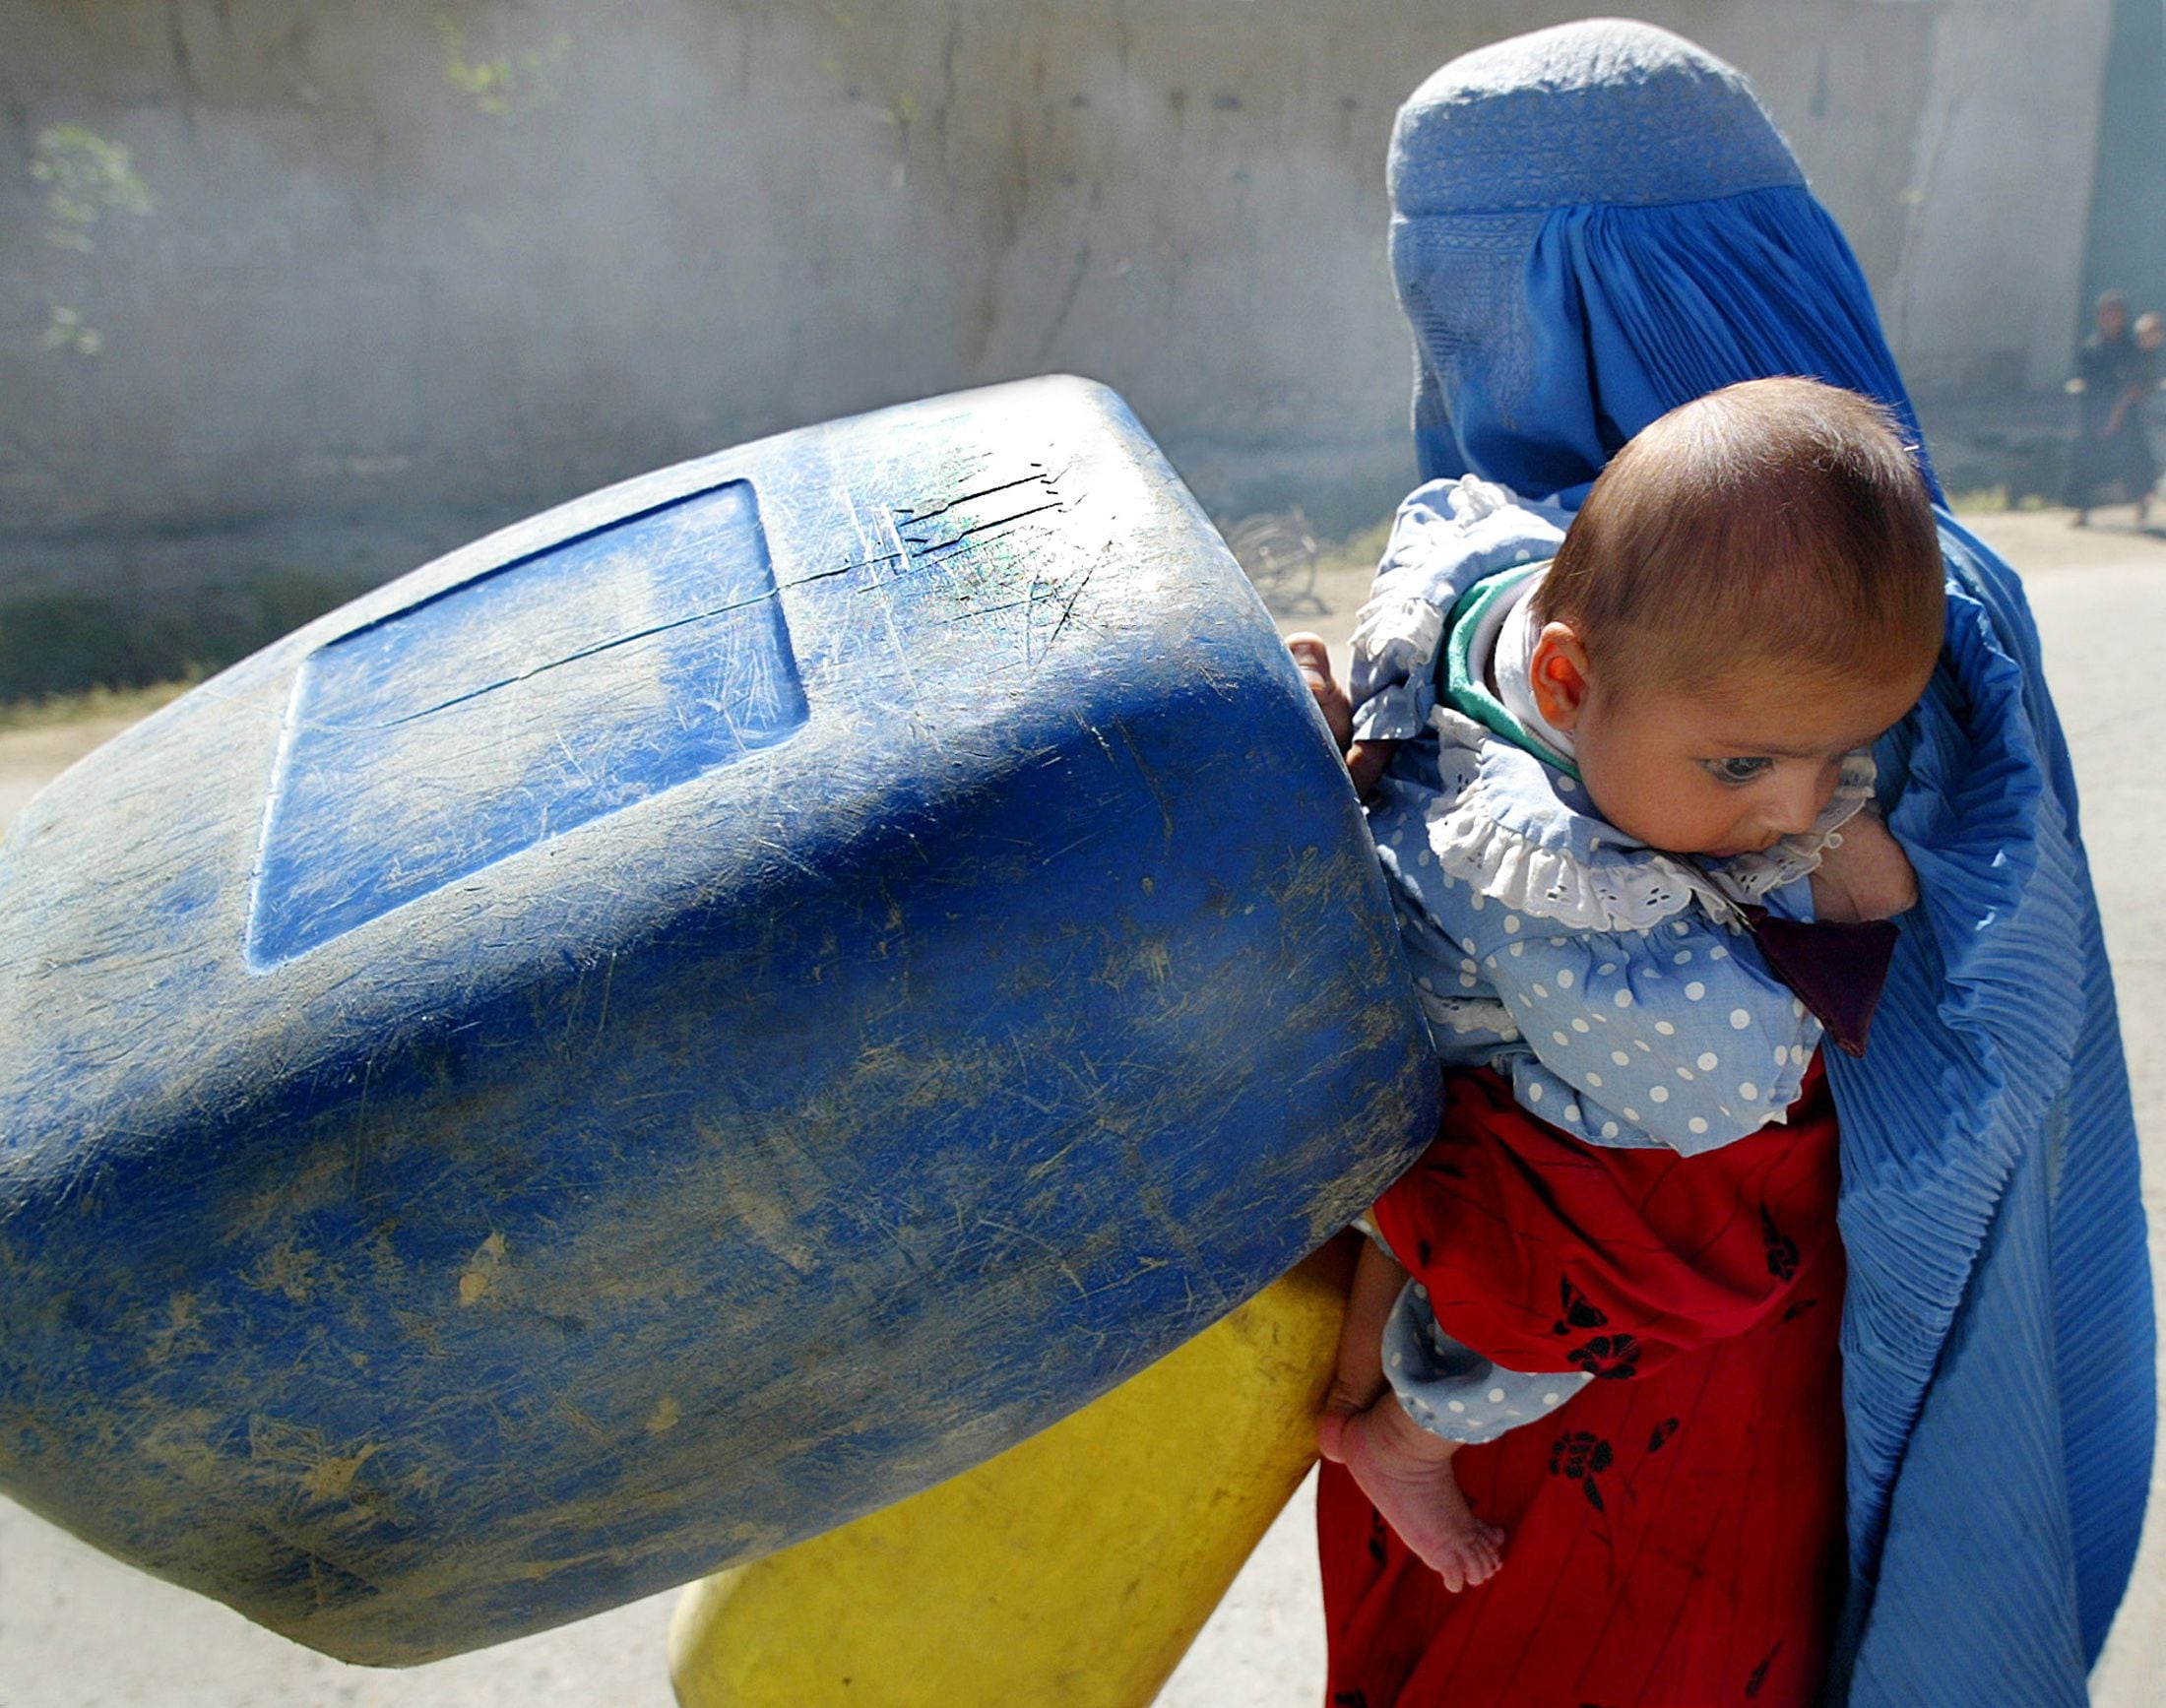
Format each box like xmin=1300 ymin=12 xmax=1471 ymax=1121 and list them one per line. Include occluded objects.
xmin=1705 ymin=757 xmax=1773 ymax=785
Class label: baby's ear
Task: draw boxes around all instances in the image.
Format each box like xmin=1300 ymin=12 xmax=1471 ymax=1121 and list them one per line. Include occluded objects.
xmin=1530 ymin=623 xmax=1593 ymax=728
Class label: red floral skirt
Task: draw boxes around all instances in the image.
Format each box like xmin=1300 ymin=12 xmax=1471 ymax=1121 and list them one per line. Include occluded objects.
xmin=1319 ymin=1062 xmax=1847 ymax=1707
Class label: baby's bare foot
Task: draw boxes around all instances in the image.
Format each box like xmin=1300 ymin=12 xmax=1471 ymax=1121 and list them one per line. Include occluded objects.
xmin=1326 ymin=1395 xmax=1505 ymax=1592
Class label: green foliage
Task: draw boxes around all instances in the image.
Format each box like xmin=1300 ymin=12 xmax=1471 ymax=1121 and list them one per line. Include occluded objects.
xmin=0 ymin=680 xmax=190 ymax=734
xmin=0 ymin=573 xmax=366 ymax=706
xmin=31 ymin=125 xmax=152 ymax=252
xmin=437 ymin=20 xmax=573 ymax=119
xmin=30 ymin=125 xmax=151 ymax=357
xmin=38 ymin=305 xmax=102 ymax=356
xmin=1949 ymin=482 xmax=2060 ymax=514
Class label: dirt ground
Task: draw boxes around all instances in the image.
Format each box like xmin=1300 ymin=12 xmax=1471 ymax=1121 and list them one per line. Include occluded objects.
xmin=2 ymin=507 xmax=2163 ymax=1705
xmin=0 ymin=714 xmax=157 ymax=836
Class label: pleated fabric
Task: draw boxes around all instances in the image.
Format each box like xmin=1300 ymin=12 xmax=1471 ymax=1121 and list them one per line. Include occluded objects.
xmin=1825 ymin=528 xmax=2155 ymax=1698
xmin=1396 ymin=189 xmax=1936 ymax=507
xmin=1378 ymin=20 xmax=2155 ymax=1703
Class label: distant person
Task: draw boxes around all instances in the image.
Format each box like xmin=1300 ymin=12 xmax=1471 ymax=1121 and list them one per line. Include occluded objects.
xmin=2066 ymin=289 xmax=2155 ymax=526
xmin=2134 ymin=310 xmax=2164 ymax=523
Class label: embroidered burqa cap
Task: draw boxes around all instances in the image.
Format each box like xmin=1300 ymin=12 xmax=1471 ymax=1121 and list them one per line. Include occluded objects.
xmin=1388 ymin=19 xmax=1929 ymax=501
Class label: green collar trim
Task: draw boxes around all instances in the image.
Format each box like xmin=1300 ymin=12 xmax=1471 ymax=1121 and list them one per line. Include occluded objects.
xmin=1443 ymin=562 xmax=1582 ymax=780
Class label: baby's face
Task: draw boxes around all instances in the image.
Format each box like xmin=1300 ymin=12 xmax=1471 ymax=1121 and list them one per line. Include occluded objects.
xmin=1564 ymin=662 xmax=1926 ymax=859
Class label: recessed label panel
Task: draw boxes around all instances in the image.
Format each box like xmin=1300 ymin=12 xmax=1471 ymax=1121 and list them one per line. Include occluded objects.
xmin=249 ymin=480 xmax=802 ymax=966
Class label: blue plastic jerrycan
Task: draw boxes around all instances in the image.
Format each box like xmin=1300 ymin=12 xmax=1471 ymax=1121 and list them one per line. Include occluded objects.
xmin=0 ymin=377 xmax=1436 ymax=1664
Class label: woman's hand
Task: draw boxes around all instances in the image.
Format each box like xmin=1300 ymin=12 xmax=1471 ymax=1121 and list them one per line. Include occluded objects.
xmin=1809 ymin=813 xmax=1919 ymax=921
xmin=1286 ymin=633 xmax=1397 ymax=795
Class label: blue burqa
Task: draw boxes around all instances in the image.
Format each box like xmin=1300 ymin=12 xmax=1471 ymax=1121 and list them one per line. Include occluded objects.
xmin=1379 ymin=23 xmax=2152 ymax=1705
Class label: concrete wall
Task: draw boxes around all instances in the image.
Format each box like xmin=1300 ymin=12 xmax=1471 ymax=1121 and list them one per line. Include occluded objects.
xmin=0 ymin=0 xmax=2112 ymax=613
xmin=2084 ymin=0 xmax=2166 ymax=329
xmin=1883 ymin=0 xmax=2117 ymax=395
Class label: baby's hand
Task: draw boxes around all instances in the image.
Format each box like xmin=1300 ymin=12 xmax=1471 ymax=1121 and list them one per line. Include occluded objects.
xmin=1809 ymin=813 xmax=1918 ymax=921
xmin=1286 ymin=634 xmax=1396 ymax=795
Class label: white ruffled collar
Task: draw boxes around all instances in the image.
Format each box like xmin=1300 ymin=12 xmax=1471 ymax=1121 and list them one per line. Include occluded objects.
xmin=1419 ymin=703 xmax=1876 ymax=933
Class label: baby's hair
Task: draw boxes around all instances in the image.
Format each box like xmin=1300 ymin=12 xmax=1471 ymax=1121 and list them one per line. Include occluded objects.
xmin=1535 ymin=377 xmax=1943 ymax=698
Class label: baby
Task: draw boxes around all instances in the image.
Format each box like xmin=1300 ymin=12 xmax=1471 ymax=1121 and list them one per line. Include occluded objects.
xmin=1306 ymin=376 xmax=1944 ymax=1590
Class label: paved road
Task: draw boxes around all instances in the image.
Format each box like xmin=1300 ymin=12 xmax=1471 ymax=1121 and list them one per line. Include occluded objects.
xmin=1 ymin=511 xmax=2160 ymax=1705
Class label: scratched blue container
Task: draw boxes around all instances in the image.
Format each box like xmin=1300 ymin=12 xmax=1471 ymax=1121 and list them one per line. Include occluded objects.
xmin=0 ymin=378 xmax=1435 ymax=1664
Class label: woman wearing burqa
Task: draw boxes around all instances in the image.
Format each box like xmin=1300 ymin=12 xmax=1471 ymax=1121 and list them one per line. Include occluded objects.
xmin=1313 ymin=23 xmax=2153 ymax=1706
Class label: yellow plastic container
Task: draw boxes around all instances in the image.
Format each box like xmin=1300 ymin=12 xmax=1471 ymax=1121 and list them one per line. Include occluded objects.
xmin=669 ymin=1243 xmax=1352 ymax=1707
